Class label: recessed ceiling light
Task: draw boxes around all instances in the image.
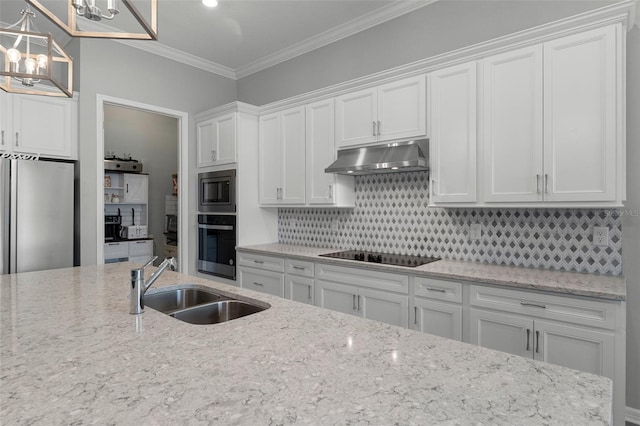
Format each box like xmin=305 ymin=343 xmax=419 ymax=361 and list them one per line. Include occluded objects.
xmin=203 ymin=0 xmax=218 ymax=7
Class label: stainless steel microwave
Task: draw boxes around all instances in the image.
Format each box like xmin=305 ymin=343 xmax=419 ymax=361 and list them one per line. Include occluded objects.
xmin=198 ymin=169 xmax=236 ymax=213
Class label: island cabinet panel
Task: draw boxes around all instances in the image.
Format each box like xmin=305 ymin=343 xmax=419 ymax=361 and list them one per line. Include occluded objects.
xmin=316 ymin=280 xmax=359 ymax=316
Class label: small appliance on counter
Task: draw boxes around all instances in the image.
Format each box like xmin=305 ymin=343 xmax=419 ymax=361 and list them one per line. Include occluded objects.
xmin=105 ymin=213 xmax=122 ymax=241
xmin=121 ymin=225 xmax=148 ymax=239
xmin=104 ymin=154 xmax=143 ymax=173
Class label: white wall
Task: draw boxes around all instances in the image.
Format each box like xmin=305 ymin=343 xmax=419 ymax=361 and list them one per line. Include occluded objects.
xmin=236 ymin=0 xmax=639 ymax=413
xmin=104 ymin=104 xmax=178 ymax=264
xmin=76 ymin=39 xmax=237 ymax=274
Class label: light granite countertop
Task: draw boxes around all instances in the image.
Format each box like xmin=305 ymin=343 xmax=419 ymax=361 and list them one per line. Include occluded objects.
xmin=1 ymin=263 xmax=612 ymax=425
xmin=237 ymin=243 xmax=626 ymax=301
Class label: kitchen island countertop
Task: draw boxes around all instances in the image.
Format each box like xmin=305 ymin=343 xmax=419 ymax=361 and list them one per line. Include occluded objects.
xmin=0 ymin=263 xmax=612 ymax=425
xmin=237 ymin=243 xmax=626 ymax=301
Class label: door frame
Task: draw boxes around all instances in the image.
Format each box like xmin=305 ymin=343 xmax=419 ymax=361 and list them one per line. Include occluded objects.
xmin=95 ymin=94 xmax=189 ymax=271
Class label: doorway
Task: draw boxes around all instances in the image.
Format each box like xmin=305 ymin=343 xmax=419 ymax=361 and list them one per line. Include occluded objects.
xmin=96 ymin=95 xmax=188 ymax=271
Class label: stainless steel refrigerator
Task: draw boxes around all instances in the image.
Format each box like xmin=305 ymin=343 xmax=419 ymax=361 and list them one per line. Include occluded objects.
xmin=0 ymin=158 xmax=75 ymax=274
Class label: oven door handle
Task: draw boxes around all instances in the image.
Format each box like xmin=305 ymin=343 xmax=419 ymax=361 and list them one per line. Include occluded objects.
xmin=198 ymin=224 xmax=234 ymax=231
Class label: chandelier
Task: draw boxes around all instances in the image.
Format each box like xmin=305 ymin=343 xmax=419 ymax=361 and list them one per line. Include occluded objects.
xmin=24 ymin=0 xmax=158 ymax=40
xmin=0 ymin=8 xmax=73 ymax=97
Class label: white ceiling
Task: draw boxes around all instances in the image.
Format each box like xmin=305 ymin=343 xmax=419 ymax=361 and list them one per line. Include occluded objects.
xmin=0 ymin=0 xmax=433 ymax=79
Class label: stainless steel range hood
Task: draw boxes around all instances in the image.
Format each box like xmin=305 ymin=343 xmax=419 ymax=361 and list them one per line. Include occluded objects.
xmin=325 ymin=139 xmax=429 ymax=175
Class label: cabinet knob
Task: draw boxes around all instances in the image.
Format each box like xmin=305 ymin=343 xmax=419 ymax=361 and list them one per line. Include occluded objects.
xmin=15 ymin=132 xmax=19 ymax=146
xmin=1 ymin=130 xmax=4 ymax=146
xmin=431 ymin=179 xmax=437 ymax=196
xmin=211 ymin=150 xmax=217 ymax=161
xmin=377 ymin=120 xmax=381 ymax=136
xmin=372 ymin=121 xmax=376 ymax=136
xmin=526 ymin=328 xmax=531 ymax=351
xmin=544 ymin=174 xmax=549 ymax=194
xmin=536 ymin=174 xmax=541 ymax=194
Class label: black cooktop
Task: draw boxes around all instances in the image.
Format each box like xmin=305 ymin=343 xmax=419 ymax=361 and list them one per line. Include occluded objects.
xmin=319 ymin=250 xmax=440 ymax=268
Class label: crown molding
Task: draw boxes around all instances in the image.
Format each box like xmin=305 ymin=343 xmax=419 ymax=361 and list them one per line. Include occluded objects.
xmin=234 ymin=0 xmax=437 ymax=79
xmin=71 ymin=0 xmax=436 ymax=81
xmin=258 ymin=0 xmax=635 ymax=114
xmin=194 ymin=101 xmax=260 ymax=120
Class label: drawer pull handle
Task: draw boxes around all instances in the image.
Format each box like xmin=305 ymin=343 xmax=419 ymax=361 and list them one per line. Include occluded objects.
xmin=253 ymin=282 xmax=264 ymax=287
xmin=308 ymin=285 xmax=312 ymax=300
xmin=526 ymin=328 xmax=531 ymax=351
xmin=253 ymin=260 xmax=264 ymax=264
xmin=535 ymin=330 xmax=540 ymax=353
xmin=353 ymin=294 xmax=357 ymax=310
xmin=292 ymin=265 xmax=305 ymax=270
xmin=520 ymin=302 xmax=546 ymax=309
xmin=414 ymin=306 xmax=418 ymax=325
xmin=426 ymin=287 xmax=446 ymax=293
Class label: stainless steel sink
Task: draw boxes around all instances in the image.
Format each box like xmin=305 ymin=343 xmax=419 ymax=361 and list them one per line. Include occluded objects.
xmin=143 ymin=285 xmax=268 ymax=325
xmin=144 ymin=287 xmax=229 ymax=313
xmin=171 ymin=300 xmax=267 ymax=325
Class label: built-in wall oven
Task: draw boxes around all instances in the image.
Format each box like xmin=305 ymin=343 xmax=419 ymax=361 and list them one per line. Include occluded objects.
xmin=197 ymin=214 xmax=236 ymax=280
xmin=198 ymin=169 xmax=236 ymax=213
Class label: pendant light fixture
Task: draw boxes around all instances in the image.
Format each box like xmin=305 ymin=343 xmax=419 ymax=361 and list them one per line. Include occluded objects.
xmin=24 ymin=0 xmax=158 ymax=40
xmin=0 ymin=8 xmax=73 ymax=97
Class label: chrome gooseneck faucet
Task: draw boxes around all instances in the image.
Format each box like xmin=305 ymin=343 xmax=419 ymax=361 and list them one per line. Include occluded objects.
xmin=130 ymin=256 xmax=177 ymax=314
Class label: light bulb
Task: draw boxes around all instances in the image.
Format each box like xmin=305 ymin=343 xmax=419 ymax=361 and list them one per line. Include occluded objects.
xmin=25 ymin=58 xmax=36 ymax=74
xmin=36 ymin=54 xmax=48 ymax=69
xmin=7 ymin=48 xmax=21 ymax=63
xmin=202 ymin=0 xmax=218 ymax=7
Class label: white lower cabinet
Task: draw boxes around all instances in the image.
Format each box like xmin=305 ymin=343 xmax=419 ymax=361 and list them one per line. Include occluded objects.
xmin=285 ymin=258 xmax=315 ymax=305
xmin=104 ymin=240 xmax=153 ymax=264
xmin=238 ymin=253 xmax=285 ymax=297
xmin=316 ymin=264 xmax=409 ymax=328
xmin=469 ymin=284 xmax=617 ymax=379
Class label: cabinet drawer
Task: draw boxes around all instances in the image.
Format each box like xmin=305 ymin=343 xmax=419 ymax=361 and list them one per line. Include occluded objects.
xmin=129 ymin=240 xmax=153 ymax=257
xmin=285 ymin=258 xmax=314 ymax=278
xmin=237 ymin=252 xmax=284 ymax=273
xmin=470 ymin=285 xmax=616 ymax=330
xmin=104 ymin=242 xmax=128 ymax=259
xmin=239 ymin=267 xmax=284 ymax=297
xmin=316 ymin=263 xmax=408 ymax=294
xmin=413 ymin=277 xmax=462 ymax=303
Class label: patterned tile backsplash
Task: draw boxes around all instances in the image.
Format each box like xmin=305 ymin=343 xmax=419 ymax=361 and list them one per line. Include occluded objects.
xmin=278 ymin=171 xmax=623 ymax=275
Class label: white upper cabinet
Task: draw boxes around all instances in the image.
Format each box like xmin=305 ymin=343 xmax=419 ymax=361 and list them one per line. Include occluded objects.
xmin=0 ymin=92 xmax=77 ymax=160
xmin=335 ymin=74 xmax=426 ymax=148
xmin=543 ymin=25 xmax=618 ymax=203
xmin=196 ymin=112 xmax=236 ymax=167
xmin=481 ymin=45 xmax=544 ymax=203
xmin=305 ymin=99 xmax=355 ymax=207
xmin=259 ymin=106 xmax=306 ymax=205
xmin=428 ymin=62 xmax=477 ymax=204
xmin=123 ymin=174 xmax=148 ymax=203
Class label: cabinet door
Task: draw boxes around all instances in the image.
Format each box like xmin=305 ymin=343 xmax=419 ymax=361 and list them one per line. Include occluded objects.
xmin=316 ymin=280 xmax=358 ymax=317
xmin=196 ymin=113 xmax=237 ymax=167
xmin=482 ymin=45 xmax=543 ymax=203
xmin=0 ymin=91 xmax=11 ymax=153
xmin=377 ymin=75 xmax=426 ymax=142
xmin=285 ymin=274 xmax=314 ymax=305
xmin=196 ymin=117 xmax=217 ymax=167
xmin=306 ymin=99 xmax=336 ymax=205
xmin=280 ymin=106 xmax=306 ymax=204
xmin=429 ymin=62 xmax=477 ymax=203
xmin=470 ymin=308 xmax=533 ymax=358
xmin=359 ymin=287 xmax=409 ymax=328
xmin=534 ymin=320 xmax=615 ymax=379
xmin=335 ymin=87 xmax=378 ymax=148
xmin=12 ymin=94 xmax=75 ymax=159
xmin=259 ymin=112 xmax=282 ymax=204
xmin=543 ymin=25 xmax=617 ymax=202
xmin=123 ymin=174 xmax=148 ymax=203
xmin=238 ymin=267 xmax=284 ymax=297
xmin=413 ymin=298 xmax=462 ymax=341
xmin=215 ymin=113 xmax=237 ymax=165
